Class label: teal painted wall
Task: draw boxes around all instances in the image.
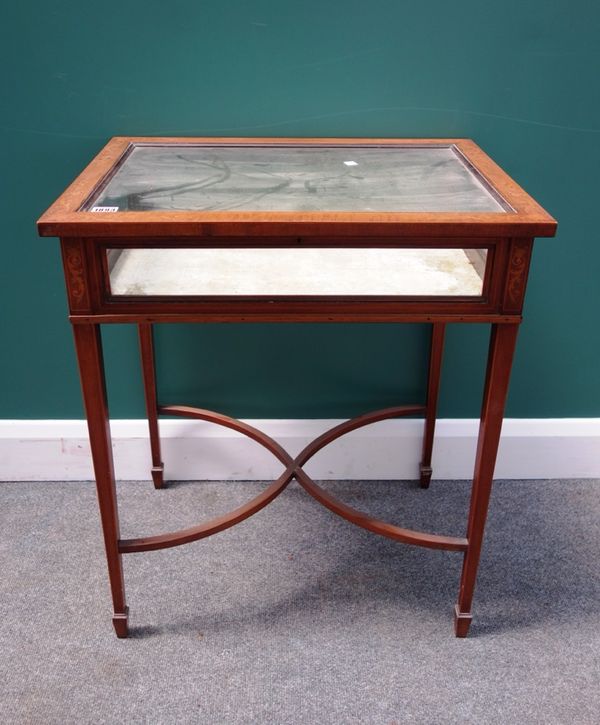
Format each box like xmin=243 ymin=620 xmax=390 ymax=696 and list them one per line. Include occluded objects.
xmin=1 ymin=1 xmax=598 ymax=419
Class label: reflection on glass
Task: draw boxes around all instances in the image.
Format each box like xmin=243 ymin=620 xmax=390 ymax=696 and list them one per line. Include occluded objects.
xmin=107 ymin=248 xmax=487 ymax=297
xmin=87 ymin=145 xmax=507 ymax=213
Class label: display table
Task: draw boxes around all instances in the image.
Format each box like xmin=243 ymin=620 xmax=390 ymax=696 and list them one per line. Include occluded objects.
xmin=37 ymin=137 xmax=556 ymax=638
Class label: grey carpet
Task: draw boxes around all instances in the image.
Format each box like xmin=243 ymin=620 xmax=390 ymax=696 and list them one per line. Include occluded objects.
xmin=1 ymin=478 xmax=598 ymax=724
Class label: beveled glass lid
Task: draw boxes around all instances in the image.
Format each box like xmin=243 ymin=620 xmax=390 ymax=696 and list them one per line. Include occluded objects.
xmin=84 ymin=143 xmax=509 ymax=213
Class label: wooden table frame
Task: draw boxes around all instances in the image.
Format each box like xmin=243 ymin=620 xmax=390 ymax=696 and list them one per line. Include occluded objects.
xmin=38 ymin=137 xmax=557 ymax=638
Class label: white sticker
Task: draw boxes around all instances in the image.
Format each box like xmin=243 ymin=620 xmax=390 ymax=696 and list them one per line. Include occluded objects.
xmin=343 ymin=160 xmax=358 ymax=166
xmin=91 ymin=206 xmax=119 ymax=212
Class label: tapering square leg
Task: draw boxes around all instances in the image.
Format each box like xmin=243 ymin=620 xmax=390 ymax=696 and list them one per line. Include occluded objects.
xmin=454 ymin=323 xmax=519 ymax=637
xmin=139 ymin=323 xmax=164 ymax=489
xmin=73 ymin=324 xmax=129 ymax=638
xmin=420 ymin=323 xmax=446 ymax=488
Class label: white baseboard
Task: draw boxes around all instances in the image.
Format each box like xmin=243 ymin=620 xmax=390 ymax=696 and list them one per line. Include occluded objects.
xmin=0 ymin=418 xmax=599 ymax=482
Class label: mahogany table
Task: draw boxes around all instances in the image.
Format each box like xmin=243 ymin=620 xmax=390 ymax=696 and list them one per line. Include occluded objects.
xmin=37 ymin=137 xmax=557 ymax=638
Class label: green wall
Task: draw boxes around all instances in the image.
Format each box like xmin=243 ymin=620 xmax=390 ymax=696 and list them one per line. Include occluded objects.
xmin=1 ymin=1 xmax=598 ymax=419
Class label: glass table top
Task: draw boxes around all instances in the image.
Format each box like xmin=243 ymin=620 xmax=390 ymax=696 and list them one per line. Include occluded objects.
xmin=85 ymin=144 xmax=508 ymax=213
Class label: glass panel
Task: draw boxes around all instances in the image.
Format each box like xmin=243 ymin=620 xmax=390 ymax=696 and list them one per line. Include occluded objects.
xmin=87 ymin=145 xmax=507 ymax=213
xmin=106 ymin=248 xmax=487 ymax=297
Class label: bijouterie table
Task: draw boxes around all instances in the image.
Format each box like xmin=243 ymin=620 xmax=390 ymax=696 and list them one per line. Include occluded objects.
xmin=37 ymin=137 xmax=557 ymax=637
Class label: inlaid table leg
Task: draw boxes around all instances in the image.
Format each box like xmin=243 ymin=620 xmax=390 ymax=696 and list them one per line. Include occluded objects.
xmin=73 ymin=324 xmax=129 ymax=638
xmin=454 ymin=323 xmax=519 ymax=637
xmin=138 ymin=324 xmax=164 ymax=488
xmin=420 ymin=323 xmax=446 ymax=488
